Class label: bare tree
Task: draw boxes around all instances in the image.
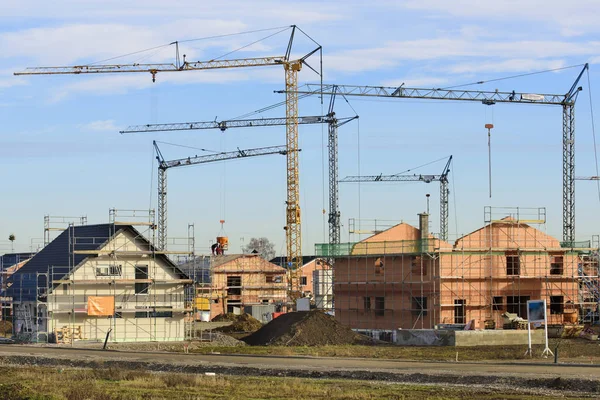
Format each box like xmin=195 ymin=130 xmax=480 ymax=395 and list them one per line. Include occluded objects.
xmin=243 ymin=237 xmax=276 ymax=260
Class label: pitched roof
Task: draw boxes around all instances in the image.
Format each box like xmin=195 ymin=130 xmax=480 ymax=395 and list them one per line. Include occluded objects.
xmin=211 ymin=254 xmax=286 ymax=272
xmin=270 ymin=256 xmax=318 ymax=268
xmin=178 ymin=256 xmax=211 ymax=283
xmin=212 ymin=254 xmax=247 ymax=268
xmin=0 ymin=252 xmax=37 ymax=268
xmin=7 ymin=223 xmax=186 ymax=302
xmin=360 ymin=222 xmax=421 ymax=243
xmin=454 ymin=217 xmax=561 ymax=249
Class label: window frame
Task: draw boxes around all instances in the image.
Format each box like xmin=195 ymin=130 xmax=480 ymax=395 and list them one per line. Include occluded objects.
xmin=493 ymin=296 xmax=504 ymax=311
xmin=506 ymin=254 xmax=521 ymax=276
xmin=411 ymin=296 xmax=428 ymax=316
xmin=550 ymin=295 xmax=564 ymax=315
xmin=374 ymin=296 xmax=385 ymax=317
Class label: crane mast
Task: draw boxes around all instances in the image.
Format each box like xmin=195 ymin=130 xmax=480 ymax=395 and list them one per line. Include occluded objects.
xmin=154 ymin=142 xmax=289 ymax=250
xmin=284 ymin=64 xmax=588 ymax=244
xmin=15 ymin=25 xmax=322 ymax=301
xmin=340 ymin=156 xmax=452 ymax=241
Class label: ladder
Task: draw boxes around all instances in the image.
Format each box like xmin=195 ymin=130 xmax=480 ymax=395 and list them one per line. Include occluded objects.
xmin=15 ymin=305 xmax=33 ymax=334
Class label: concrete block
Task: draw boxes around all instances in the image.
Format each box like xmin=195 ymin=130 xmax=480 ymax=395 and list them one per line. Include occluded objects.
xmin=455 ymin=330 xmax=544 ymax=347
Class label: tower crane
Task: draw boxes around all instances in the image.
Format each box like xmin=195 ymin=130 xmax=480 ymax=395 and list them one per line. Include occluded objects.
xmin=279 ymin=63 xmax=589 ymax=245
xmin=121 ymin=106 xmax=358 ymax=248
xmin=340 ymin=156 xmax=452 ymax=241
xmin=154 ymin=142 xmax=290 ymax=250
xmin=15 ymin=25 xmax=321 ymax=299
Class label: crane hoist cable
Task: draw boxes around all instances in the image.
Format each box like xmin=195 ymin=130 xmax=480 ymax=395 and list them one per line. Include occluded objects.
xmin=586 ymin=68 xmax=600 ymax=202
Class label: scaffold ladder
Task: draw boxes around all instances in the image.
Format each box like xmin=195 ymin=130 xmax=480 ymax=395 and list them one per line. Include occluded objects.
xmin=15 ymin=305 xmax=33 ymax=334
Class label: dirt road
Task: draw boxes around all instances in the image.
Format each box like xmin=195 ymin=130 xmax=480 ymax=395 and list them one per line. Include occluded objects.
xmin=1 ymin=345 xmax=599 ymax=394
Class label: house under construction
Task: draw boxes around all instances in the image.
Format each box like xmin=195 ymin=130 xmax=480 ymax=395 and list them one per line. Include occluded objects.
xmin=6 ymin=210 xmax=194 ymax=343
xmin=190 ymin=254 xmax=288 ymax=320
xmin=316 ymin=207 xmax=599 ymax=336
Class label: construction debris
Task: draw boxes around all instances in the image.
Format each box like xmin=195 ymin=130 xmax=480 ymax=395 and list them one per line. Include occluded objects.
xmin=214 ymin=313 xmax=263 ymax=333
xmin=243 ymin=310 xmax=373 ymax=346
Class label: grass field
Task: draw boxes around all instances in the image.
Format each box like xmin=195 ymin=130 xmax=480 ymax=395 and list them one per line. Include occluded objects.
xmin=178 ymin=338 xmax=600 ymax=363
xmin=0 ymin=366 xmax=592 ymax=400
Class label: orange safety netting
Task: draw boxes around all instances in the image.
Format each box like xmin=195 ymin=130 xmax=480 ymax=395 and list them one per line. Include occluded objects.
xmin=87 ymin=296 xmax=115 ymax=316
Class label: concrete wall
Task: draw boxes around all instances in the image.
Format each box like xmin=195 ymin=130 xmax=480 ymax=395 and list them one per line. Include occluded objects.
xmin=454 ymin=329 xmax=545 ymax=347
xmin=52 ymin=314 xmax=184 ymax=342
xmin=392 ymin=329 xmax=545 ymax=347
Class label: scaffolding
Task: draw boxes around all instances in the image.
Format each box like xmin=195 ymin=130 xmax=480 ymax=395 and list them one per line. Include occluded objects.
xmin=44 ymin=215 xmax=87 ymax=246
xmin=315 ymin=207 xmax=599 ymax=340
xmin=211 ymin=254 xmax=288 ymax=316
xmin=9 ymin=209 xmax=195 ymax=343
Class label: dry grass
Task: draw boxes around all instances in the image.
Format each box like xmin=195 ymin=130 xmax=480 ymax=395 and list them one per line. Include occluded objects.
xmin=183 ymin=338 xmax=600 ymax=363
xmin=0 ymin=365 xmax=591 ymax=400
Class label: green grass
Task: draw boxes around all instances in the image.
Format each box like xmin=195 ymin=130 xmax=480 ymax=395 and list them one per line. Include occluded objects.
xmin=183 ymin=338 xmax=600 ymax=362
xmin=0 ymin=366 xmax=591 ymax=400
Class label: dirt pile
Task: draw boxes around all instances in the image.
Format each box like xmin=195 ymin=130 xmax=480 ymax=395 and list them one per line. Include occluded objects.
xmin=243 ymin=310 xmax=372 ymax=346
xmin=214 ymin=313 xmax=263 ymax=333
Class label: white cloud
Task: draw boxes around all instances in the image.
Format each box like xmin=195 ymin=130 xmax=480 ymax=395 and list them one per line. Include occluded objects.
xmin=79 ymin=120 xmax=120 ymax=132
xmin=446 ymin=59 xmax=567 ymax=75
xmin=0 ymin=68 xmax=27 ymax=88
xmin=399 ymin=0 xmax=600 ymax=37
xmin=1 ymin=1 xmax=343 ymax=24
xmin=382 ymin=77 xmax=449 ymax=87
xmin=322 ymin=38 xmax=599 ymax=76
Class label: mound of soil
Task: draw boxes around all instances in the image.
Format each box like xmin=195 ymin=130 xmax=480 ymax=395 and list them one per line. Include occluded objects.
xmin=243 ymin=310 xmax=372 ymax=346
xmin=212 ymin=313 xmax=240 ymax=322
xmin=213 ymin=313 xmax=263 ymax=333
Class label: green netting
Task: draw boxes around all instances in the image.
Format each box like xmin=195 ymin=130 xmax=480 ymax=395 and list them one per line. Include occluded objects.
xmin=560 ymin=240 xmax=591 ymax=248
xmin=315 ymin=239 xmax=437 ymax=257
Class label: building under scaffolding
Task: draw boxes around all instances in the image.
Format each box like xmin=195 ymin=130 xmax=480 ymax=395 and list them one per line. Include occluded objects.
xmin=6 ymin=209 xmax=194 ymax=343
xmin=316 ymin=207 xmax=599 ymax=337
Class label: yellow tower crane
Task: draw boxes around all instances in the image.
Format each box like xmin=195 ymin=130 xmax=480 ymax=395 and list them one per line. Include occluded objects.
xmin=14 ymin=25 xmax=321 ymax=303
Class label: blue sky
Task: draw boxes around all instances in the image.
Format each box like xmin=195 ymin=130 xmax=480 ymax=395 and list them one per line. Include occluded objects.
xmin=1 ymin=0 xmax=600 ymax=255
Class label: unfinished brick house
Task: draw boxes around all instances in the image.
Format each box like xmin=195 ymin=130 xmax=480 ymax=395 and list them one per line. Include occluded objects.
xmin=317 ymin=207 xmax=598 ymax=334
xmin=205 ymin=254 xmax=287 ymax=319
xmin=271 ymin=256 xmax=332 ymax=309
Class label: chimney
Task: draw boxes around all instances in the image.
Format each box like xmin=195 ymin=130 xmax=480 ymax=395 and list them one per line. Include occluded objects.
xmin=418 ymin=213 xmax=429 ymax=253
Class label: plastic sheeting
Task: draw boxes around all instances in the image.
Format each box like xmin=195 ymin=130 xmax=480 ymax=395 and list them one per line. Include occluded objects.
xmin=87 ymin=296 xmax=115 ymax=316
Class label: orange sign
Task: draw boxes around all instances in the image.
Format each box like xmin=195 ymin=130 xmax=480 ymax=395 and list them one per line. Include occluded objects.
xmin=87 ymin=296 xmax=115 ymax=316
